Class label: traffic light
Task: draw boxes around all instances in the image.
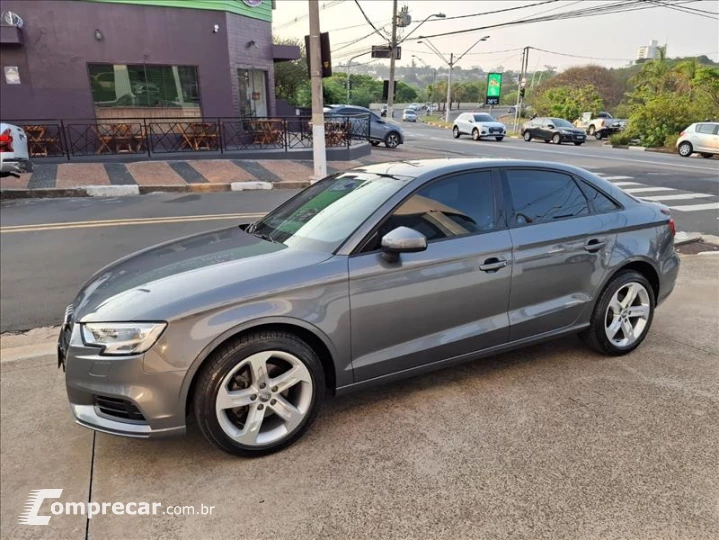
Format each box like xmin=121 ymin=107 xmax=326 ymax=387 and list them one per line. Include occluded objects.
xmin=520 ymin=88 xmax=526 ymax=98
xmin=304 ymin=32 xmax=332 ymax=78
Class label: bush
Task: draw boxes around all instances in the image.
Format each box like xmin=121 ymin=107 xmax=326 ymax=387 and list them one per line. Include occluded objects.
xmin=625 ymin=94 xmax=698 ymax=147
xmin=609 ymin=132 xmax=633 ymax=146
xmin=663 ymin=133 xmax=680 ymax=149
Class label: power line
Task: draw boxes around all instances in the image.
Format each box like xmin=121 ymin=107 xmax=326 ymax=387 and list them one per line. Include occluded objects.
xmin=353 ymin=0 xmax=391 ymax=41
xmin=530 ymin=47 xmax=634 ymax=62
xmin=273 ymin=0 xmax=344 ymax=30
xmin=424 ymin=0 xmax=559 ymax=22
xmin=647 ymin=0 xmax=719 ymax=20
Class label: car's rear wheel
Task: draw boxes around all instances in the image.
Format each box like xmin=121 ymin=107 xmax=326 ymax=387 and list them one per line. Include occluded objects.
xmin=452 ymin=126 xmax=460 ymax=138
xmin=700 ymin=152 xmax=713 ymax=159
xmin=678 ymin=142 xmax=693 ymax=157
xmin=193 ymin=331 xmax=325 ymax=456
xmin=523 ymin=131 xmax=532 ymax=141
xmin=552 ymin=133 xmax=562 ymax=144
xmin=370 ymin=141 xmax=380 ymax=147
xmin=472 ymin=129 xmax=480 ymax=141
xmin=385 ymin=132 xmax=400 ymax=148
xmin=580 ymin=271 xmax=654 ymax=356
xmin=588 ymin=125 xmax=596 ymax=136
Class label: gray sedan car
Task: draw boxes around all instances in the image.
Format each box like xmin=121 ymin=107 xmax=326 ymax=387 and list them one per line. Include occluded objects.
xmin=60 ymin=159 xmax=679 ymax=456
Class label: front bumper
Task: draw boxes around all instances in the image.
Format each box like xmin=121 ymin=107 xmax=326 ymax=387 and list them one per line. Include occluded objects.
xmin=61 ymin=324 xmax=187 ymax=439
xmin=560 ymin=133 xmax=587 ymax=142
xmin=0 ymin=157 xmax=33 ymax=174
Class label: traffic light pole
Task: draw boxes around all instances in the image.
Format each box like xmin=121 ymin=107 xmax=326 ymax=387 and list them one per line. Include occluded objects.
xmin=386 ymin=0 xmax=398 ymax=120
xmin=513 ymin=46 xmax=530 ymax=134
xmin=308 ymin=0 xmax=326 ymax=181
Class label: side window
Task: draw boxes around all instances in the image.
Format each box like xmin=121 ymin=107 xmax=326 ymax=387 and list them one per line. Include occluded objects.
xmin=505 ymin=169 xmax=589 ymax=226
xmin=365 ymin=171 xmax=496 ymax=250
xmin=696 ymin=123 xmax=718 ymax=134
xmin=581 ymin=182 xmax=621 ymax=213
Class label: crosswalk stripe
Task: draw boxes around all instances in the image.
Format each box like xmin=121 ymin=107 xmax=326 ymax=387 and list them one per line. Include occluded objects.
xmin=668 ymin=202 xmax=719 ymax=212
xmin=611 ymin=182 xmax=642 ymax=187
xmin=624 ymin=187 xmax=675 ymax=193
xmin=600 ymin=175 xmax=634 ymax=180
xmin=641 ymin=193 xmax=713 ymax=201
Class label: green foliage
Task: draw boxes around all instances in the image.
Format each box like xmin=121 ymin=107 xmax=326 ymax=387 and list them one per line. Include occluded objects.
xmin=624 ymin=94 xmax=697 ymax=148
xmin=273 ymin=38 xmax=308 ymax=106
xmin=609 ymin=132 xmax=634 ymax=146
xmin=532 ymin=84 xmax=604 ymax=121
xmin=395 ymin=81 xmax=418 ymax=103
xmin=663 ymin=133 xmax=680 ymax=149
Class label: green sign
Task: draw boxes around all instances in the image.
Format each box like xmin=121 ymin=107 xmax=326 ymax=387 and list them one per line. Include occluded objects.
xmin=486 ymin=73 xmax=502 ymax=105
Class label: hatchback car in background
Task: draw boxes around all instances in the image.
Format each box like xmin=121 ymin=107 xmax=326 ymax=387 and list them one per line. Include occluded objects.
xmin=453 ymin=113 xmax=506 ymax=141
xmin=0 ymin=122 xmax=33 ymax=177
xmin=325 ymin=104 xmax=404 ymax=148
xmin=402 ymin=109 xmax=417 ymax=122
xmin=676 ymin=122 xmax=718 ymax=158
xmin=522 ymin=117 xmax=587 ymax=145
xmin=60 ymin=158 xmax=679 ymax=457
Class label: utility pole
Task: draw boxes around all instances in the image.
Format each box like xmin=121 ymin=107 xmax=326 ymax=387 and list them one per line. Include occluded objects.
xmin=308 ymin=0 xmax=326 ymax=181
xmin=513 ymin=46 xmax=530 ymax=134
xmin=386 ymin=0 xmax=398 ymax=121
xmin=444 ymin=53 xmax=453 ymax=123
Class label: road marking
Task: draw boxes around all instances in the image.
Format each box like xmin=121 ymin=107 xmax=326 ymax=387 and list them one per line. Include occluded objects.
xmin=599 ymin=175 xmax=634 ymax=180
xmin=0 ymin=213 xmax=265 ymax=234
xmin=623 ymin=187 xmax=675 ymax=193
xmin=611 ymin=182 xmax=642 ymax=187
xmin=641 ymin=193 xmax=714 ymax=201
xmin=667 ymin=202 xmax=719 ymax=212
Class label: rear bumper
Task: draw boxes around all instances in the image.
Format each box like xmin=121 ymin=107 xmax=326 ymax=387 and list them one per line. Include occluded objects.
xmin=657 ymin=251 xmax=680 ymax=306
xmin=0 ymin=157 xmax=33 ymax=174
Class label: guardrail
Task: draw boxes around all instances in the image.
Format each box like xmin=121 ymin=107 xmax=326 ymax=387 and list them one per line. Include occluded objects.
xmin=10 ymin=115 xmax=371 ymax=160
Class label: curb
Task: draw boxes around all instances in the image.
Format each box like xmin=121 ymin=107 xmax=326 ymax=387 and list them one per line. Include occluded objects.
xmin=674 ymin=231 xmax=703 ymax=246
xmin=0 ymin=181 xmax=309 ymax=200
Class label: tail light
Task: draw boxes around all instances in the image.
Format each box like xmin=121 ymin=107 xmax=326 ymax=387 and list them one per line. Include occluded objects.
xmin=679 ymin=131 xmax=685 ymax=137
xmin=660 ymin=208 xmax=676 ymax=237
xmin=0 ymin=129 xmax=13 ymax=153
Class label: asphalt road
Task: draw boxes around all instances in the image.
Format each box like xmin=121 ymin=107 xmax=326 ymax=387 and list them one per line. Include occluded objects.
xmin=401 ymin=120 xmax=719 ymax=234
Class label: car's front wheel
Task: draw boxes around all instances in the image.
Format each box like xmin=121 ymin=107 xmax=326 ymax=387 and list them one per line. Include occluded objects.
xmin=588 ymin=125 xmax=596 ymax=136
xmin=193 ymin=331 xmax=325 ymax=456
xmin=580 ymin=271 xmax=654 ymax=356
xmin=552 ymin=133 xmax=562 ymax=144
xmin=385 ymin=132 xmax=400 ymax=148
xmin=472 ymin=129 xmax=480 ymax=141
xmin=453 ymin=126 xmax=460 ymax=138
xmin=678 ymin=141 xmax=693 ymax=157
xmin=523 ymin=131 xmax=532 ymax=141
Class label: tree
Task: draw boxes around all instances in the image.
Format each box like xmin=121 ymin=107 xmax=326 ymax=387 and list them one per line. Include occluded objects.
xmin=532 ymin=84 xmax=604 ymax=121
xmin=395 ymin=81 xmax=418 ymax=103
xmin=537 ymin=65 xmax=624 ymax=109
xmin=630 ymin=45 xmax=671 ymax=98
xmin=273 ymin=38 xmax=308 ymax=106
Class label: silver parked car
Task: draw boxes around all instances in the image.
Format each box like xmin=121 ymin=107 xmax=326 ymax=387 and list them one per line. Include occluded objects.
xmin=325 ymin=105 xmax=404 ymax=148
xmin=60 ymin=159 xmax=679 ymax=456
xmin=676 ymin=122 xmax=718 ymax=158
xmin=0 ymin=122 xmax=33 ymax=176
xmin=453 ymin=113 xmax=506 ymax=141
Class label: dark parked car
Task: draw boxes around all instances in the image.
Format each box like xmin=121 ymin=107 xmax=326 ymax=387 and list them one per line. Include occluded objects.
xmin=60 ymin=159 xmax=679 ymax=456
xmin=522 ymin=117 xmax=587 ymax=145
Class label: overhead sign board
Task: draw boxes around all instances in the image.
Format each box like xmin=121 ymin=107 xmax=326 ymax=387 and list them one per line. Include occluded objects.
xmin=485 ymin=72 xmax=502 ymax=105
xmin=371 ymin=45 xmax=401 ymax=60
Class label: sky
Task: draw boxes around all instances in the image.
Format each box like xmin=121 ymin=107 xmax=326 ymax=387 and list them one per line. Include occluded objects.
xmin=272 ymin=0 xmax=719 ymax=72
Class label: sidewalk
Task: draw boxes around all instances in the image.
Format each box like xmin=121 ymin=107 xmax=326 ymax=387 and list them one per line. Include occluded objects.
xmin=0 ymin=147 xmax=445 ymax=199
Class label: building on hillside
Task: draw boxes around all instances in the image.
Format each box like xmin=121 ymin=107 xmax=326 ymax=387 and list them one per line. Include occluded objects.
xmin=0 ymin=0 xmax=299 ymax=121
xmin=637 ymin=40 xmax=661 ymax=61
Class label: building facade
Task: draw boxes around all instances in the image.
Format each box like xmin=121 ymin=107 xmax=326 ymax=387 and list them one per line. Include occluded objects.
xmin=637 ymin=40 xmax=660 ymax=61
xmin=0 ymin=0 xmax=298 ymax=121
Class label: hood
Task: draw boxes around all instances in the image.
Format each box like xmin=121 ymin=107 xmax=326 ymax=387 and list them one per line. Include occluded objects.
xmin=476 ymin=121 xmax=505 ymax=128
xmin=72 ymin=226 xmax=332 ymax=323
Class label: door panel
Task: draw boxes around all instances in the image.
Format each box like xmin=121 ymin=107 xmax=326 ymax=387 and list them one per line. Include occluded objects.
xmin=349 ymin=231 xmax=512 ymax=381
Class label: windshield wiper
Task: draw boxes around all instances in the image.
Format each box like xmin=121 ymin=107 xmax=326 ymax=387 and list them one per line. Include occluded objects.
xmin=251 ymin=231 xmax=281 ymax=244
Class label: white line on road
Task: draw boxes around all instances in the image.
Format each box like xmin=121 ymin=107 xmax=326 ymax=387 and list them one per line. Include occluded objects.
xmin=611 ymin=182 xmax=643 ymax=187
xmin=668 ymin=202 xmax=719 ymax=212
xmin=598 ymin=176 xmax=634 ymax=180
xmin=641 ymin=193 xmax=714 ymax=201
xmin=624 ymin=187 xmax=676 ymax=193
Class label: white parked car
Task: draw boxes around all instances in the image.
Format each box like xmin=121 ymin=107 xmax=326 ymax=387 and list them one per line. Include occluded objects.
xmin=402 ymin=109 xmax=417 ymax=122
xmin=676 ymin=122 xmax=718 ymax=158
xmin=452 ymin=112 xmax=506 ymax=141
xmin=0 ymin=122 xmax=33 ymax=177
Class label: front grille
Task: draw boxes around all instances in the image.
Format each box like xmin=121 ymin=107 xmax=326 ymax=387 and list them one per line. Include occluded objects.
xmin=489 ymin=127 xmax=503 ymax=134
xmin=94 ymin=396 xmax=146 ymax=422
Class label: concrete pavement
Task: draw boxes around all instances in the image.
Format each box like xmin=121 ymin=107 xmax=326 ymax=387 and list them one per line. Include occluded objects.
xmin=1 ymin=254 xmax=717 ymax=540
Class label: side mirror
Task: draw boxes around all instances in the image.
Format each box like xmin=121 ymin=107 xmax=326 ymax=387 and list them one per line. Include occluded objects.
xmin=381 ymin=227 xmax=427 ymax=262
xmin=547 ymin=124 xmax=554 ymax=129
xmin=376 ymin=119 xmax=385 ymax=124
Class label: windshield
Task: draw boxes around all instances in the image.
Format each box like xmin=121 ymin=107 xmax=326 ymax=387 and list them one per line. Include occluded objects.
xmin=551 ymin=118 xmax=574 ymax=128
xmin=249 ymin=172 xmax=414 ymax=252
xmin=473 ymin=114 xmax=495 ymax=122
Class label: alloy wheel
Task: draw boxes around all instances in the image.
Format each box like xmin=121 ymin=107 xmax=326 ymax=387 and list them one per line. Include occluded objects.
xmin=523 ymin=131 xmax=531 ymax=141
xmin=552 ymin=134 xmax=561 ymax=144
xmin=472 ymin=129 xmax=480 ymax=141
xmin=604 ymin=282 xmax=651 ymax=348
xmin=678 ymin=142 xmax=692 ymax=157
xmin=215 ymin=350 xmax=313 ymax=447
xmin=386 ymin=133 xmax=399 ymax=148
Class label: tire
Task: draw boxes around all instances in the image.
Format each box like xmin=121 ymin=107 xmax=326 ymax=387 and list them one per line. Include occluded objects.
xmin=472 ymin=128 xmax=480 ymax=141
xmin=552 ymin=133 xmax=562 ymax=144
xmin=453 ymin=126 xmax=460 ymax=139
xmin=544 ymin=139 xmax=550 ymax=143
xmin=370 ymin=141 xmax=380 ymax=147
xmin=574 ymin=142 xmax=583 ymax=146
xmin=495 ymin=136 xmax=504 ymax=142
xmin=385 ymin=132 xmax=400 ymax=148
xmin=523 ymin=131 xmax=532 ymax=142
xmin=700 ymin=152 xmax=713 ymax=159
xmin=588 ymin=125 xmax=596 ymax=136
xmin=580 ymin=270 xmax=655 ymax=356
xmin=678 ymin=141 xmax=693 ymax=157
xmin=193 ymin=331 xmax=325 ymax=457
xmin=595 ymin=130 xmax=604 ymax=140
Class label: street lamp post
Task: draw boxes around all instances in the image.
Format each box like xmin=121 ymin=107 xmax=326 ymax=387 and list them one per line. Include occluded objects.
xmin=418 ymin=34 xmax=490 ymax=123
xmin=346 ymin=51 xmax=370 ymax=103
xmin=412 ymin=55 xmax=437 ymax=112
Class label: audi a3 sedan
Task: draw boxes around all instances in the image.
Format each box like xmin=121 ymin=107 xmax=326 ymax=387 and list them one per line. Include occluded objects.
xmin=522 ymin=117 xmax=587 ymax=145
xmin=60 ymin=159 xmax=679 ymax=456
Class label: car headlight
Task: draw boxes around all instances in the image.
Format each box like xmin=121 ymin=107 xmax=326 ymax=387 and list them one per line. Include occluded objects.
xmin=560 ymin=129 xmax=571 ymax=134
xmin=81 ymin=322 xmax=167 ymax=355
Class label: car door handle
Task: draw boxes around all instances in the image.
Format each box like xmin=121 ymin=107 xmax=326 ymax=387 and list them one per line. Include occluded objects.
xmin=479 ymin=257 xmax=508 ymax=272
xmin=584 ymin=238 xmax=607 ymax=252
